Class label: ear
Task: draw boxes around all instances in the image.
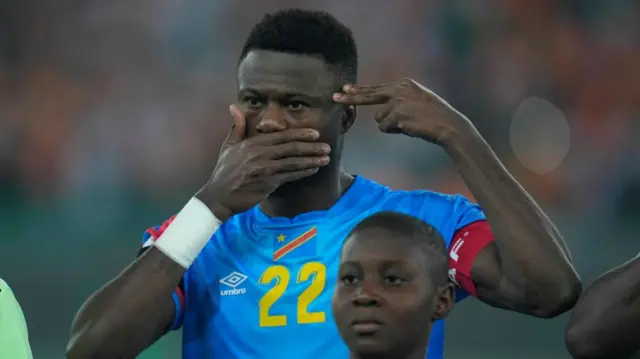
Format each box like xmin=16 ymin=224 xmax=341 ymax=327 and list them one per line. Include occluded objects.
xmin=431 ymin=283 xmax=455 ymax=321
xmin=340 ymin=105 xmax=356 ymax=134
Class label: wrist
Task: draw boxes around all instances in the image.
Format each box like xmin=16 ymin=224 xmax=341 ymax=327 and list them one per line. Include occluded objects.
xmin=154 ymin=197 xmax=223 ymax=268
xmin=194 ymin=190 xmax=233 ymax=222
xmin=438 ymin=121 xmax=483 ymax=154
xmin=443 ymin=128 xmax=496 ymax=170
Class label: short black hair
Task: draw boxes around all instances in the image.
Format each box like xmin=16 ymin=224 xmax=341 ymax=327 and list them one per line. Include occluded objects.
xmin=239 ymin=9 xmax=358 ymax=83
xmin=346 ymin=211 xmax=449 ymax=284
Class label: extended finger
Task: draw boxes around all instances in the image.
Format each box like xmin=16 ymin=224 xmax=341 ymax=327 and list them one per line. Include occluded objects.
xmin=266 ymin=141 xmax=331 ymax=159
xmin=268 ymin=156 xmax=330 ymax=174
xmin=249 ymin=128 xmax=320 ymax=146
xmin=332 ymin=83 xmax=393 ymax=105
xmin=248 ymin=156 xmax=327 ymax=178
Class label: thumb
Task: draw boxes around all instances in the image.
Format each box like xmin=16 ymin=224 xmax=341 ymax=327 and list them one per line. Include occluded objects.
xmin=223 ymin=104 xmax=247 ymax=148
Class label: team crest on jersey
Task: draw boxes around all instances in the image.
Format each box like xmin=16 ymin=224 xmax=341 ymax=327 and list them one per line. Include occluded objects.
xmin=219 ymin=271 xmax=248 ymax=296
xmin=272 ymin=227 xmax=318 ymax=261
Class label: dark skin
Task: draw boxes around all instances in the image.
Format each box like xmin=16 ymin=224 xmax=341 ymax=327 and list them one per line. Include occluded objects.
xmin=67 ymin=51 xmax=579 ymax=358
xmin=66 ymin=50 xmax=348 ymax=359
xmin=565 ymin=255 xmax=640 ymax=359
xmin=232 ymin=50 xmax=356 ymax=217
xmin=333 ymin=79 xmax=582 ymax=317
xmin=333 ymin=226 xmax=454 ymax=359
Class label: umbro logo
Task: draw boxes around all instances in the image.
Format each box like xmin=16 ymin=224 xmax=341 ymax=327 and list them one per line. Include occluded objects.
xmin=220 ymin=272 xmax=247 ymax=288
xmin=219 ymin=272 xmax=248 ymax=296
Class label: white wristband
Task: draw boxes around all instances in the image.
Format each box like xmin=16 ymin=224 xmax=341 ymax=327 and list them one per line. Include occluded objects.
xmin=154 ymin=197 xmax=222 ymax=268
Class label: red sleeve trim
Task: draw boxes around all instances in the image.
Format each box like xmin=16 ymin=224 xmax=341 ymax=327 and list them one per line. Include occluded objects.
xmin=145 ymin=215 xmax=177 ymax=242
xmin=175 ymin=285 xmax=186 ymax=310
xmin=448 ymin=220 xmax=494 ymax=297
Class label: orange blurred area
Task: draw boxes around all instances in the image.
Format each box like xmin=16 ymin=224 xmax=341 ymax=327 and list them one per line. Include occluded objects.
xmin=2 ymin=1 xmax=638 ymax=206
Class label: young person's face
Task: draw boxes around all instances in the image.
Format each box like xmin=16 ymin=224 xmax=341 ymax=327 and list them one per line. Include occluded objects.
xmin=332 ymin=227 xmax=454 ymax=357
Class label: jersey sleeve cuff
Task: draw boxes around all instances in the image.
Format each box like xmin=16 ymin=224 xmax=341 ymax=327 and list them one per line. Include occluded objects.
xmin=168 ymin=287 xmax=186 ymax=331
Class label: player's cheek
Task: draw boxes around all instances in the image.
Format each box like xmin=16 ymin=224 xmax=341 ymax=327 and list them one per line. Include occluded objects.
xmin=317 ymin=113 xmax=341 ymax=141
xmin=388 ymin=301 xmax=422 ymax=329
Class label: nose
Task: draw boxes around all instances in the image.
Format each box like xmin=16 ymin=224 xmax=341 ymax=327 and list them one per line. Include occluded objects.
xmin=256 ymin=104 xmax=287 ymax=134
xmin=352 ymin=281 xmax=381 ymax=307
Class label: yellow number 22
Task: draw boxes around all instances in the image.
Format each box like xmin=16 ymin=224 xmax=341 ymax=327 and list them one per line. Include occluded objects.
xmin=258 ymin=262 xmax=326 ymax=327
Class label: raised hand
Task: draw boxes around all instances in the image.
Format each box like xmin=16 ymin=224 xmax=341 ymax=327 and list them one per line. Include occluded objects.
xmin=332 ymin=78 xmax=475 ymax=146
xmin=196 ymin=105 xmax=331 ymax=217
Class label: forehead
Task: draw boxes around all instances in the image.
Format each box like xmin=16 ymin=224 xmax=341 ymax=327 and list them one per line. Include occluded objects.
xmin=237 ymin=50 xmax=336 ymax=97
xmin=341 ymin=227 xmax=424 ymax=265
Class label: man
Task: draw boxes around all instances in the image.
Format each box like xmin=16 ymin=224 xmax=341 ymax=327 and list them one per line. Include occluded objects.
xmin=66 ymin=9 xmax=581 ymax=359
xmin=565 ymin=253 xmax=640 ymax=359
xmin=0 ymin=279 xmax=34 ymax=359
xmin=333 ymin=211 xmax=454 ymax=359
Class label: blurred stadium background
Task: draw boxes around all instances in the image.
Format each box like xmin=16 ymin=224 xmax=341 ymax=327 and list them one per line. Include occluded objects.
xmin=1 ymin=1 xmax=639 ymax=358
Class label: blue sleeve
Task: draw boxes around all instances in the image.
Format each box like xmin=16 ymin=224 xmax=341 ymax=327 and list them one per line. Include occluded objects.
xmin=450 ymin=194 xmax=486 ymax=231
xmin=400 ymin=191 xmax=485 ymax=247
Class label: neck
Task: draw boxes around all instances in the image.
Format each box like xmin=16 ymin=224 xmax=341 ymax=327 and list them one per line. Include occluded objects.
xmin=259 ymin=166 xmax=354 ymax=218
xmin=349 ymin=334 xmax=430 ymax=359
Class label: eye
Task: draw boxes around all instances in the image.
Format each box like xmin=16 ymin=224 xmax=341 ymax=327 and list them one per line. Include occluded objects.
xmin=384 ymin=275 xmax=405 ymax=287
xmin=341 ymin=274 xmax=358 ymax=285
xmin=243 ymin=97 xmax=263 ymax=109
xmin=286 ymin=101 xmax=308 ymax=111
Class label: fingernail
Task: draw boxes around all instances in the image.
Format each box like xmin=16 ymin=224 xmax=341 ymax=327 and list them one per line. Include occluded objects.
xmin=332 ymin=93 xmax=343 ymax=101
xmin=343 ymin=84 xmax=353 ymax=92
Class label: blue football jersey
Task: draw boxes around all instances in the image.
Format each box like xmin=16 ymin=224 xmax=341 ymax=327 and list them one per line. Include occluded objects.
xmin=142 ymin=176 xmax=485 ymax=359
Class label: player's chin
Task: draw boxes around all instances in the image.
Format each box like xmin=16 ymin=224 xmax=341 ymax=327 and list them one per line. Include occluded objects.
xmin=345 ymin=331 xmax=393 ymax=355
xmin=275 ymin=169 xmax=323 ymax=190
xmin=349 ymin=340 xmax=393 ymax=357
